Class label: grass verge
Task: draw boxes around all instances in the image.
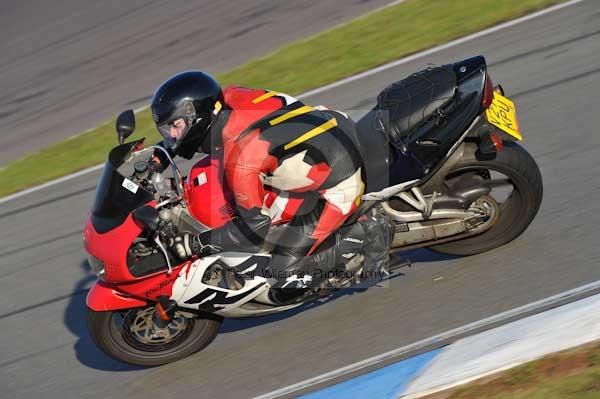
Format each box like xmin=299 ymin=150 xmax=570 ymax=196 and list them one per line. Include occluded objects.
xmin=424 ymin=340 xmax=600 ymax=399
xmin=0 ymin=0 xmax=567 ymax=197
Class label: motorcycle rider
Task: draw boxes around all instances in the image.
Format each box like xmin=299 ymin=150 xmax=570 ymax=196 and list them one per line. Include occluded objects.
xmin=150 ymin=71 xmax=392 ymax=304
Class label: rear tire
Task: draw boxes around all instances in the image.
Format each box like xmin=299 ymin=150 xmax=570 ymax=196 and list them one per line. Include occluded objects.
xmin=429 ymin=141 xmax=543 ymax=256
xmin=87 ymin=306 xmax=222 ymax=366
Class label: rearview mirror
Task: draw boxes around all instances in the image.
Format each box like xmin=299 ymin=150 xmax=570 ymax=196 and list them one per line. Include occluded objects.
xmin=132 ymin=206 xmax=160 ymax=231
xmin=116 ymin=110 xmax=135 ymax=144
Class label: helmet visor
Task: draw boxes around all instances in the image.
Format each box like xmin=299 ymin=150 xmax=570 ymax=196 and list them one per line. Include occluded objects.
xmin=157 ymin=117 xmax=192 ymax=149
xmin=154 ymin=98 xmax=198 ymax=149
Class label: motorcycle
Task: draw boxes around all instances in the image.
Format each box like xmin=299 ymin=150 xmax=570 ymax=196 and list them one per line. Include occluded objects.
xmin=85 ymin=56 xmax=543 ymax=366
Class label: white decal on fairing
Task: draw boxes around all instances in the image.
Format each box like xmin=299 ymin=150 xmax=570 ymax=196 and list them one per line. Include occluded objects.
xmin=122 ymin=178 xmax=139 ymax=194
xmin=239 ymin=263 xmax=258 ymax=274
xmin=170 ymin=255 xmax=271 ymax=314
xmin=322 ymin=168 xmax=363 ymax=215
xmin=195 ymin=172 xmax=207 ymax=187
xmin=217 ymin=252 xmax=262 ymax=267
xmin=263 ymin=150 xmax=314 ymax=191
xmin=170 ymin=263 xmax=193 ymax=303
xmin=198 ymin=292 xmax=217 ymax=305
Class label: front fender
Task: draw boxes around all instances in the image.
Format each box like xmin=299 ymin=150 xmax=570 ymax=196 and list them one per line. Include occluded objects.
xmin=86 ymin=280 xmax=148 ymax=311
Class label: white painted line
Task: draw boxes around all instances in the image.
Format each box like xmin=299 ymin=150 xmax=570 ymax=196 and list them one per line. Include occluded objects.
xmin=299 ymin=0 xmax=587 ymax=99
xmin=402 ymin=293 xmax=600 ymax=398
xmin=0 ymin=164 xmax=104 ymax=205
xmin=253 ymin=278 xmax=600 ymax=399
xmin=0 ymin=0 xmax=586 ymax=205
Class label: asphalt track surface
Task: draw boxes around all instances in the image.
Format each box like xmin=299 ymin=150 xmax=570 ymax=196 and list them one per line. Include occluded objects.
xmin=0 ymin=0 xmax=395 ymax=166
xmin=1 ymin=1 xmax=600 ymax=398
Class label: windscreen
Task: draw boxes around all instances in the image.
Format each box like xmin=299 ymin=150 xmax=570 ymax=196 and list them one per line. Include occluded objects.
xmin=91 ymin=140 xmax=153 ymax=233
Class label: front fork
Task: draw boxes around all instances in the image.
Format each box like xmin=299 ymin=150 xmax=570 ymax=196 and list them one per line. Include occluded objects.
xmin=151 ymin=296 xmax=178 ymax=327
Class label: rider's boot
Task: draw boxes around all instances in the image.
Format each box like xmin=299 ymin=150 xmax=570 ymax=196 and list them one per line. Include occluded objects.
xmin=267 ymin=222 xmax=368 ymax=305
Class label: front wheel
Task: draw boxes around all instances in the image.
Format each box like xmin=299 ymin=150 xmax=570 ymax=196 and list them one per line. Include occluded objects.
xmin=429 ymin=141 xmax=543 ymax=256
xmin=87 ymin=306 xmax=222 ymax=366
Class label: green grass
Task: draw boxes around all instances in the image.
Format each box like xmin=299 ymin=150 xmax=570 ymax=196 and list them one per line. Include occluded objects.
xmin=0 ymin=0 xmax=566 ymax=197
xmin=440 ymin=341 xmax=600 ymax=399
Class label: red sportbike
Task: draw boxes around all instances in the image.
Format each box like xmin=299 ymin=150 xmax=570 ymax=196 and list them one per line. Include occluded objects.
xmin=85 ymin=56 xmax=543 ymax=366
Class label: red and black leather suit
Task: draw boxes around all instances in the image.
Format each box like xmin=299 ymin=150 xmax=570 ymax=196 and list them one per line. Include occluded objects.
xmin=198 ymin=86 xmax=366 ymax=267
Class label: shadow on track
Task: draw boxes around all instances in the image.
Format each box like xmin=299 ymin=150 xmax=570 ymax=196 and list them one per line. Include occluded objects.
xmin=219 ymin=248 xmax=457 ymax=333
xmin=63 ymin=249 xmax=455 ymax=369
xmin=64 ymin=259 xmax=144 ymax=372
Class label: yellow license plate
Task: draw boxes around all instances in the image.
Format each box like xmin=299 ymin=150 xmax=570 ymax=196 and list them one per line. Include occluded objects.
xmin=485 ymin=92 xmax=522 ymax=140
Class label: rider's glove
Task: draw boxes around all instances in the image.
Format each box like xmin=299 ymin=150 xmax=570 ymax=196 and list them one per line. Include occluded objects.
xmin=168 ymin=234 xmax=194 ymax=260
xmin=155 ymin=217 xmax=222 ymax=261
xmin=167 ymin=233 xmax=217 ymax=260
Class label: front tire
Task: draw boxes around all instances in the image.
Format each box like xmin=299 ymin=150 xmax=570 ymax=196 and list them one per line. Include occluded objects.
xmin=87 ymin=306 xmax=222 ymax=366
xmin=429 ymin=141 xmax=543 ymax=256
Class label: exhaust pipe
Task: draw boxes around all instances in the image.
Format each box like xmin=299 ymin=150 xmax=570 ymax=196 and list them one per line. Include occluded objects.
xmin=391 ymin=218 xmax=468 ymax=248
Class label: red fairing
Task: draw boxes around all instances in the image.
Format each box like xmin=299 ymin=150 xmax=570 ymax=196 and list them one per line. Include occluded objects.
xmin=84 ymin=212 xmax=143 ymax=282
xmin=86 ymin=263 xmax=190 ymax=310
xmin=117 ymin=264 xmax=189 ymax=299
xmin=86 ymin=280 xmax=148 ymax=311
xmin=185 ymin=155 xmax=235 ymax=229
xmin=84 ymin=199 xmax=190 ymax=300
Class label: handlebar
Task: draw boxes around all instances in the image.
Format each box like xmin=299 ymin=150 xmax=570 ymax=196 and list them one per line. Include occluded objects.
xmin=148 ymin=145 xmax=185 ymax=199
xmin=127 ymin=145 xmax=185 ymax=209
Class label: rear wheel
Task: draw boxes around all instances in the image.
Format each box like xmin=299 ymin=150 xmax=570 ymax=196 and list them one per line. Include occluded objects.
xmin=429 ymin=141 xmax=543 ymax=256
xmin=87 ymin=306 xmax=222 ymax=366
